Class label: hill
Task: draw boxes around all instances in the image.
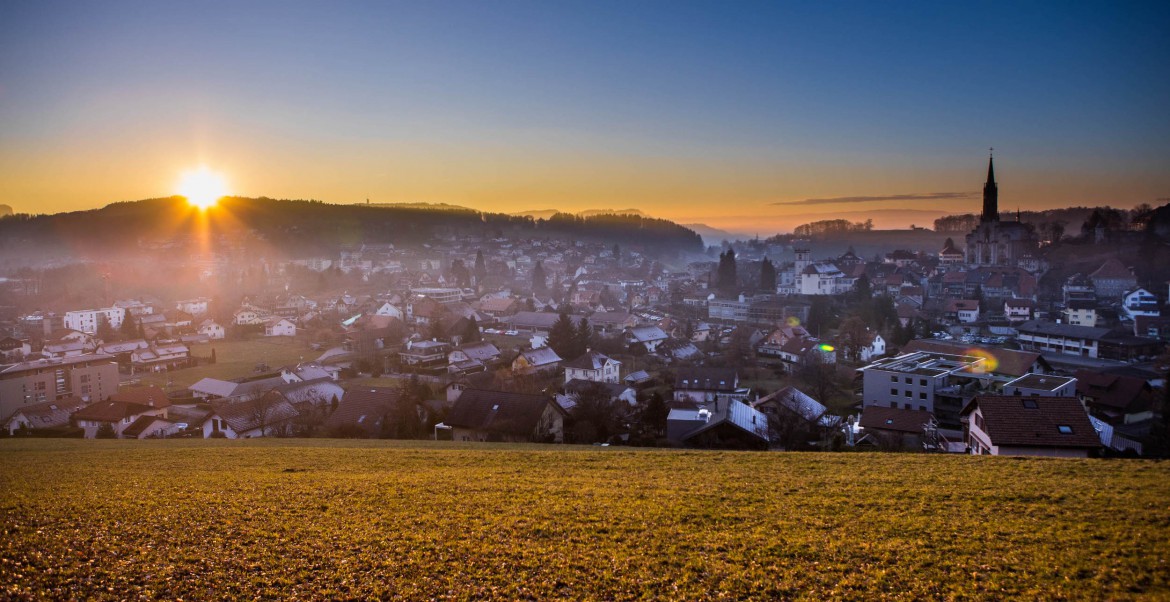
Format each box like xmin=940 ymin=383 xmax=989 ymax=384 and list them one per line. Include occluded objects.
xmin=2 ymin=439 xmax=1167 ymax=600
xmin=0 ymin=197 xmax=703 ymax=262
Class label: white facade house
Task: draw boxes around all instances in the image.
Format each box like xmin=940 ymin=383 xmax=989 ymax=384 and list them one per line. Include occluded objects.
xmin=563 ymin=351 xmax=621 ymax=385
xmin=198 ymin=319 xmax=226 ymax=340
xmin=374 ymin=302 xmax=404 ymax=320
xmin=64 ymin=307 xmax=127 ymax=334
xmin=176 ymin=297 xmax=210 ymax=316
xmin=233 ymin=308 xmax=265 ymax=326
xmin=264 ymin=318 xmax=297 ymax=337
xmin=799 ymin=263 xmax=853 ymax=296
xmin=1122 ymin=288 xmax=1160 ymax=321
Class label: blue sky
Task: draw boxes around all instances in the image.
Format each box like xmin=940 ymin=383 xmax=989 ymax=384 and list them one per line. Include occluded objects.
xmin=2 ymin=1 xmax=1168 ymax=231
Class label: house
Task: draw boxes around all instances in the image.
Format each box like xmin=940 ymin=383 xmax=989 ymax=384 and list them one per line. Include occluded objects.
xmin=961 ymin=395 xmax=1099 ymax=457
xmin=1016 ymin=320 xmax=1162 ymax=361
xmin=447 ymin=341 xmax=502 ymax=374
xmin=673 ymin=367 xmax=742 ymax=404
xmin=400 ymin=340 xmax=450 ymax=369
xmin=1134 ymin=315 xmax=1170 ymax=341
xmin=2 ymin=396 xmax=88 ymax=435
xmin=198 ymin=319 xmax=226 ymax=340
xmin=512 ymin=347 xmax=562 ymax=375
xmin=176 ymin=297 xmax=210 ymax=316
xmin=562 ymin=351 xmax=621 ymax=384
xmin=201 ymin=393 xmax=300 ymax=438
xmin=264 ymin=317 xmax=297 ymax=337
xmin=63 ymin=306 xmax=127 ymax=334
xmin=233 ymin=308 xmax=266 ymax=326
xmin=130 ymin=342 xmax=190 ymax=373
xmin=857 ymin=331 xmax=887 ymax=363
xmin=1121 ymin=288 xmax=1160 ymax=321
xmin=1075 ymin=371 xmax=1155 ymax=426
xmin=858 ymin=406 xmax=935 ymax=450
xmin=1002 ymin=374 xmax=1077 ymax=398
xmin=752 ymin=386 xmax=840 ymax=448
xmin=1004 ymin=298 xmax=1034 ymax=323
xmin=322 ymin=386 xmax=401 ymax=438
xmin=626 ymin=325 xmax=668 ymax=353
xmin=1089 ymin=258 xmax=1137 ymax=300
xmin=945 ymin=299 xmax=980 ymax=324
xmin=476 ymin=297 xmax=520 ymax=318
xmin=0 ymin=337 xmax=31 ymax=362
xmin=666 ymin=398 xmax=770 ymax=450
xmin=443 ymin=388 xmax=567 ymax=443
xmin=373 ymin=302 xmax=404 ymax=320
xmin=72 ymin=388 xmax=171 ymax=438
xmin=120 ymin=415 xmax=179 ymax=439
xmin=1062 ymin=300 xmax=1098 ymax=327
xmin=588 ymin=311 xmax=637 ymax=334
xmin=188 ymin=375 xmax=286 ymax=401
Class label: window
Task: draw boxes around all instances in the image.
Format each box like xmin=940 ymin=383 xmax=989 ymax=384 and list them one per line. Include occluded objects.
xmin=919 ymin=379 xmax=927 ymax=386
xmin=919 ymin=392 xmax=927 ymax=399
xmin=1022 ymin=399 xmax=1039 ymax=409
xmin=904 ymin=390 xmax=912 ymax=397
xmin=890 ymin=388 xmax=898 ymax=395
xmin=1057 ymin=425 xmax=1073 ymax=434
xmin=890 ymin=376 xmax=897 ymax=382
xmin=904 ymin=377 xmax=912 ymax=384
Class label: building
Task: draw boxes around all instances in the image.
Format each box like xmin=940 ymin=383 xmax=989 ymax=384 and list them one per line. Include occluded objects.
xmin=858 ymin=406 xmax=936 ymax=450
xmin=1003 ymin=298 xmax=1034 ymax=323
xmin=176 ymin=297 xmax=210 ymax=316
xmin=666 ymin=398 xmax=771 ymax=450
xmin=858 ymin=351 xmax=987 ymax=416
xmin=443 ymin=388 xmax=567 ymax=443
xmin=63 ymin=307 xmax=127 ymax=334
xmin=961 ymin=395 xmax=1100 ymax=457
xmin=0 ymin=354 xmax=119 ymax=419
xmin=264 ymin=317 xmax=297 ymax=337
xmin=198 ymin=319 xmax=226 ymax=340
xmin=1016 ymin=320 xmax=1162 ymax=361
xmin=1002 ymin=374 xmax=1077 ymax=398
xmin=964 ymin=155 xmax=1039 ymax=268
xmin=562 ymin=351 xmax=621 ymax=384
xmin=1062 ymin=300 xmax=1098 ymax=327
xmin=1089 ymin=258 xmax=1137 ymax=301
xmin=2 ymin=396 xmax=88 ymax=435
xmin=201 ymin=394 xmax=300 ymax=438
xmin=399 ymin=340 xmax=450 ymax=369
xmin=1121 ymin=288 xmax=1160 ymax=321
xmin=673 ymin=367 xmax=743 ymax=404
xmin=511 ymin=347 xmax=562 ymax=375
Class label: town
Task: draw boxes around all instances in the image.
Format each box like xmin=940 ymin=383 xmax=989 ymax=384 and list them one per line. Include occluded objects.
xmin=1 ymin=158 xmax=1166 ymax=457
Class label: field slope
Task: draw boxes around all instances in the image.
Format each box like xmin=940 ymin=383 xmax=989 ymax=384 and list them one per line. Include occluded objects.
xmin=2 ymin=440 xmax=1169 ymax=600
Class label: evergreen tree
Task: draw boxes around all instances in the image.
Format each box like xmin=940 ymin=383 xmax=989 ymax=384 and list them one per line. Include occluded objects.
xmin=474 ymin=250 xmax=488 ymax=285
xmin=759 ymin=258 xmax=777 ymax=292
xmin=854 ymin=273 xmax=872 ymax=300
xmin=717 ymin=249 xmax=738 ymax=296
xmin=210 ymin=348 xmax=217 ymax=364
xmin=612 ymin=244 xmax=621 ymax=262
xmin=532 ymin=261 xmax=547 ymax=294
xmin=574 ymin=317 xmax=593 ymax=358
xmin=547 ymin=312 xmax=576 ymax=358
xmin=429 ymin=317 xmax=445 ymax=341
xmin=120 ymin=315 xmax=138 ymax=339
xmin=463 ymin=315 xmax=482 ymax=343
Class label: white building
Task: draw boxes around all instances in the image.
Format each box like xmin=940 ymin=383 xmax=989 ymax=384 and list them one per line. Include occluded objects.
xmin=198 ymin=319 xmax=226 ymax=340
xmin=562 ymin=351 xmax=621 ymax=385
xmin=264 ymin=318 xmax=297 ymax=337
xmin=176 ymin=297 xmax=210 ymax=316
xmin=63 ymin=307 xmax=127 ymax=334
xmin=1122 ymin=288 xmax=1160 ymax=321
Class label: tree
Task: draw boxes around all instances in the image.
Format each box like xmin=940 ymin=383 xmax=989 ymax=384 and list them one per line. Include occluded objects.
xmin=836 ymin=315 xmax=870 ymax=363
xmin=716 ymin=249 xmax=738 ymax=296
xmin=682 ymin=319 xmax=696 ymax=342
xmin=854 ymin=273 xmax=872 ymax=301
xmin=637 ymin=392 xmax=668 ymax=441
xmin=463 ymin=315 xmax=482 ymax=343
xmin=474 ymin=250 xmax=488 ymax=285
xmin=209 ymin=347 xmax=217 ymax=364
xmin=449 ymin=259 xmax=470 ymax=288
xmin=428 ymin=317 xmax=446 ymax=341
xmin=97 ymin=320 xmax=117 ymax=343
xmin=120 ymin=315 xmax=138 ymax=339
xmin=574 ymin=317 xmax=593 ymax=358
xmin=759 ymin=258 xmax=776 ymax=292
xmin=532 ymin=261 xmax=547 ymax=294
xmin=95 ymin=423 xmax=118 ymax=439
xmin=569 ymin=382 xmax=624 ymax=444
xmin=547 ymin=312 xmax=576 ymax=358
xmin=388 ymin=375 xmax=429 ymax=439
xmin=806 ymin=296 xmax=836 ymax=336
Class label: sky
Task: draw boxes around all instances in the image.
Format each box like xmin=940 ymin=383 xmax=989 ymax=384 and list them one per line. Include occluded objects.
xmin=2 ymin=1 xmax=1169 ymax=234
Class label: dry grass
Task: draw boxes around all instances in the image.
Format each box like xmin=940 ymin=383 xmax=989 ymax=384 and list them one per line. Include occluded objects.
xmin=2 ymin=439 xmax=1168 ymax=600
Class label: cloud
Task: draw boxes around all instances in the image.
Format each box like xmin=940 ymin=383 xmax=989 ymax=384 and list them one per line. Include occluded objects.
xmin=773 ymin=192 xmax=975 ymax=206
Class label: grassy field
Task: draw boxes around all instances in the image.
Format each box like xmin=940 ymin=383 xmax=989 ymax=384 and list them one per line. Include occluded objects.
xmin=2 ymin=440 xmax=1169 ymax=600
xmin=129 ymin=338 xmax=312 ymax=389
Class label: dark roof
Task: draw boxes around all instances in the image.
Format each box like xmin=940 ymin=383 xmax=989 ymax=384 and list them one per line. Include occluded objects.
xmin=1089 ymin=258 xmax=1135 ymax=281
xmin=564 ymin=379 xmax=630 ymax=399
xmin=860 ymin=406 xmax=934 ymax=434
xmin=675 ymin=367 xmax=738 ymax=391
xmin=562 ymin=351 xmax=615 ymax=371
xmin=323 ymin=386 xmax=401 ymax=437
xmin=2 ymin=396 xmax=88 ymax=428
xmin=445 ymin=388 xmax=562 ymax=438
xmin=122 ymin=415 xmax=171 ymax=438
xmin=73 ymin=400 xmax=157 ymax=423
xmin=110 ymin=385 xmax=172 ymax=409
xmin=962 ymin=396 xmax=1100 ymax=449
xmin=1074 ymin=371 xmax=1153 ymax=413
xmin=209 ymin=394 xmax=299 ymax=434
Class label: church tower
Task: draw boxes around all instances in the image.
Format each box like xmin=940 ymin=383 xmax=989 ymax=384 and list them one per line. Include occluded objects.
xmin=981 ymin=153 xmax=998 ymax=222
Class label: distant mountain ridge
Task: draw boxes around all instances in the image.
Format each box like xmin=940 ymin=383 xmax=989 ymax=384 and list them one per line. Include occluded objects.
xmin=0 ymin=197 xmax=703 ymax=262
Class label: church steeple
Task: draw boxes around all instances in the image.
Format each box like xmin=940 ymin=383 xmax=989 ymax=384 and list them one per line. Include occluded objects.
xmin=981 ymin=151 xmax=998 ymax=222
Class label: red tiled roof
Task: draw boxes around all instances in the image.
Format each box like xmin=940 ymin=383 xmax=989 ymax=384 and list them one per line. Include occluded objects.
xmin=110 ymin=385 xmax=171 ymax=409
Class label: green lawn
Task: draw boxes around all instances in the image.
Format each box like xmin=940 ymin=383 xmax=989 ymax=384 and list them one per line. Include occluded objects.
xmin=2 ymin=439 xmax=1168 ymax=599
xmin=130 ymin=337 xmax=312 ymax=389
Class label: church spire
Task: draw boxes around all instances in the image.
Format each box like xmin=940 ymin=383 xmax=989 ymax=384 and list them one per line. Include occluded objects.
xmin=981 ymin=150 xmax=999 ymax=222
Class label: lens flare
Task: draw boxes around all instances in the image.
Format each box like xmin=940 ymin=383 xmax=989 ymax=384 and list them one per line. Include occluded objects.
xmin=965 ymin=348 xmax=999 ymax=373
xmin=177 ymin=167 xmax=227 ymax=209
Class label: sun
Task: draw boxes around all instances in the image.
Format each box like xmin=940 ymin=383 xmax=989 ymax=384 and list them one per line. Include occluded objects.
xmin=177 ymin=167 xmax=228 ymax=209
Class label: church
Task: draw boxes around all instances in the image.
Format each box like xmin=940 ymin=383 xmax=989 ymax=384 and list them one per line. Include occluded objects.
xmin=964 ymin=155 xmax=1039 ymax=268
